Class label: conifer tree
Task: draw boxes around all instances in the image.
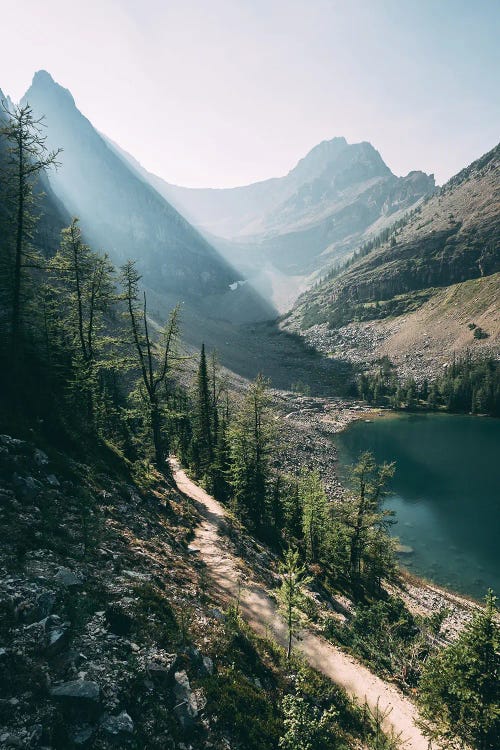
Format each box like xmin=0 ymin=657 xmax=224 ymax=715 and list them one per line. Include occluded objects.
xmin=344 ymin=452 xmax=395 ymax=582
xmin=0 ymin=102 xmax=61 ymax=351
xmin=47 ymin=218 xmax=115 ymax=423
xmin=192 ymin=343 xmax=213 ymax=479
xmin=277 ymin=548 xmax=312 ymax=659
xmin=419 ymin=589 xmax=499 ymax=750
xmin=120 ymin=260 xmax=180 ymax=470
xmin=299 ymin=470 xmax=331 ymax=564
xmin=229 ymin=374 xmax=274 ymax=528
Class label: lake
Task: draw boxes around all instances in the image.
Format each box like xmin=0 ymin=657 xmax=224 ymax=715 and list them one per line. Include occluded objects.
xmin=334 ymin=412 xmax=500 ymax=600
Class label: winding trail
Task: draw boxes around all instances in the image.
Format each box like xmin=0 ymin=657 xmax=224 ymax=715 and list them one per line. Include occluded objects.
xmin=171 ymin=458 xmax=433 ymax=750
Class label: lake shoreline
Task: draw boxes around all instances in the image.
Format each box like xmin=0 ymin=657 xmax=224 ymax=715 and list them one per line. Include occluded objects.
xmin=273 ymin=390 xmax=483 ymax=632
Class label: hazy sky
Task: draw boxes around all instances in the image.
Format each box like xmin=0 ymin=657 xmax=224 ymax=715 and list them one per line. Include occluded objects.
xmin=1 ymin=0 xmax=499 ymax=187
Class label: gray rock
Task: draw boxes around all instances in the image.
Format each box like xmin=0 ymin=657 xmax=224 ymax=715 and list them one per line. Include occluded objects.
xmin=71 ymin=723 xmax=95 ymax=747
xmin=12 ymin=474 xmax=42 ymax=501
xmin=36 ymin=591 xmax=56 ymax=619
xmin=209 ymin=608 xmax=225 ymax=622
xmin=200 ymin=655 xmax=214 ymax=676
xmin=100 ymin=711 xmax=134 ymax=740
xmin=173 ymin=670 xmax=198 ymax=729
xmin=0 ymin=732 xmax=23 ymax=747
xmin=50 ymin=679 xmax=100 ymax=704
xmin=34 ymin=449 xmax=49 ymax=466
xmin=54 ymin=567 xmax=82 ymax=587
xmin=0 ymin=435 xmax=24 ymax=448
xmin=46 ymin=474 xmax=60 ymax=487
xmin=46 ymin=626 xmax=70 ymax=656
xmin=146 ymin=654 xmax=178 ymax=683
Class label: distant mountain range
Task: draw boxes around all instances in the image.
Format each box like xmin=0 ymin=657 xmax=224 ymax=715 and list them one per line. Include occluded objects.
xmin=135 ymin=137 xmax=435 ymax=309
xmin=284 ymin=143 xmax=500 ymax=379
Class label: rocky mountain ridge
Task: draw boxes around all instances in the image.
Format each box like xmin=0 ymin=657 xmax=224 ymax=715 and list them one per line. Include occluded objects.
xmin=284 ymin=143 xmax=500 ymax=379
xmin=135 ymin=136 xmax=434 ymax=309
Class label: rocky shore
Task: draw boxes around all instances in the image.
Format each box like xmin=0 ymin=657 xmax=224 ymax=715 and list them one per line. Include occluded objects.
xmin=270 ymin=391 xmax=480 ymax=637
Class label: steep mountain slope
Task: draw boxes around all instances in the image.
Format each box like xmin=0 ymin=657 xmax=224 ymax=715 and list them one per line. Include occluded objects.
xmin=21 ymin=71 xmax=238 ymax=303
xmin=284 ymin=144 xmax=500 ymax=379
xmin=134 ymin=137 xmax=433 ymax=308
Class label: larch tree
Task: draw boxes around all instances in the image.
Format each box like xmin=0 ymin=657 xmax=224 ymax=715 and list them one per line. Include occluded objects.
xmin=419 ymin=589 xmax=499 ymax=750
xmin=229 ymin=374 xmax=274 ymax=528
xmin=299 ymin=470 xmax=331 ymax=565
xmin=277 ymin=547 xmax=312 ymax=659
xmin=344 ymin=452 xmax=395 ymax=582
xmin=0 ymin=101 xmax=61 ymax=351
xmin=192 ymin=343 xmax=213 ymax=479
xmin=120 ymin=260 xmax=180 ymax=471
xmin=47 ymin=218 xmax=115 ymax=422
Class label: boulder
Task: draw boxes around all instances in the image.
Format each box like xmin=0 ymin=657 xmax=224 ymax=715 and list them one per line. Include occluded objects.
xmin=71 ymin=723 xmax=95 ymax=747
xmin=173 ymin=670 xmax=198 ymax=730
xmin=12 ymin=474 xmax=42 ymax=501
xmin=36 ymin=591 xmax=56 ymax=619
xmin=200 ymin=655 xmax=214 ymax=677
xmin=54 ymin=567 xmax=82 ymax=587
xmin=34 ymin=449 xmax=49 ymax=466
xmin=50 ymin=679 xmax=100 ymax=706
xmin=45 ymin=626 xmax=70 ymax=656
xmin=146 ymin=653 xmax=178 ymax=684
xmin=100 ymin=711 xmax=134 ymax=742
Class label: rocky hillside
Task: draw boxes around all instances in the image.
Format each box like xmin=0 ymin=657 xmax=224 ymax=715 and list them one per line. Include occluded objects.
xmin=284 ymin=143 xmax=500 ymax=379
xmin=118 ymin=137 xmax=434 ymax=310
xmin=0 ymin=433 xmax=381 ymax=750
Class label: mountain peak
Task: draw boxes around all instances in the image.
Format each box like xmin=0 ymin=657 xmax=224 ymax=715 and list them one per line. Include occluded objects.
xmin=33 ymin=69 xmax=55 ymax=85
xmin=26 ymin=70 xmax=75 ymax=107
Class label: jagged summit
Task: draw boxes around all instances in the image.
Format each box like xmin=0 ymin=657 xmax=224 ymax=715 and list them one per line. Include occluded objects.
xmin=26 ymin=70 xmax=76 ymax=107
xmin=289 ymin=136 xmax=391 ymax=183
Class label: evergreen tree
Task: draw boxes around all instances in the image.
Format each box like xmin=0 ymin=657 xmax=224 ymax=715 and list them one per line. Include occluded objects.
xmin=282 ymin=477 xmax=303 ymax=546
xmin=277 ymin=548 xmax=312 ymax=659
xmin=229 ymin=374 xmax=274 ymax=528
xmin=344 ymin=452 xmax=395 ymax=583
xmin=419 ymin=589 xmax=500 ymax=750
xmin=0 ymin=102 xmax=61 ymax=351
xmin=120 ymin=260 xmax=180 ymax=471
xmin=47 ymin=219 xmax=115 ymax=424
xmin=192 ymin=343 xmax=213 ymax=479
xmin=299 ymin=470 xmax=331 ymax=564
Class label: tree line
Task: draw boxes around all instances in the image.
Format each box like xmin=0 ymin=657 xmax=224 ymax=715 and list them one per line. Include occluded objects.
xmin=357 ymin=353 xmax=500 ymax=416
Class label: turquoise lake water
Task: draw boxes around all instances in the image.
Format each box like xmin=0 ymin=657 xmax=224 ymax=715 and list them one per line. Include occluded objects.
xmin=334 ymin=413 xmax=500 ymax=600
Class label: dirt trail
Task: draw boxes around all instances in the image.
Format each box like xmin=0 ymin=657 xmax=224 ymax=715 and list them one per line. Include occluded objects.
xmin=171 ymin=459 xmax=433 ymax=750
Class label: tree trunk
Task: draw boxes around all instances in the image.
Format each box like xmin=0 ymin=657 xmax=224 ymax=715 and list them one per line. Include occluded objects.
xmin=12 ymin=140 xmax=24 ymax=349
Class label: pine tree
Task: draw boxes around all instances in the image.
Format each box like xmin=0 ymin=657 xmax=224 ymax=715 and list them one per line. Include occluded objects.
xmin=47 ymin=219 xmax=115 ymax=424
xmin=229 ymin=374 xmax=274 ymax=528
xmin=277 ymin=548 xmax=312 ymax=659
xmin=120 ymin=260 xmax=180 ymax=471
xmin=299 ymin=470 xmax=331 ymax=564
xmin=0 ymin=102 xmax=61 ymax=351
xmin=419 ymin=589 xmax=499 ymax=750
xmin=192 ymin=344 xmax=213 ymax=479
xmin=344 ymin=452 xmax=395 ymax=583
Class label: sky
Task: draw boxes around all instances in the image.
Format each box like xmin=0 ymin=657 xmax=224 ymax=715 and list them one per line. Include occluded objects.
xmin=1 ymin=0 xmax=499 ymax=187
